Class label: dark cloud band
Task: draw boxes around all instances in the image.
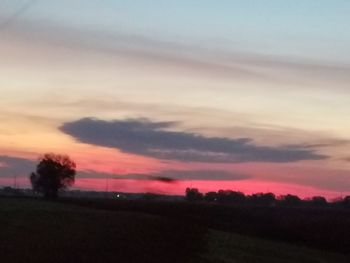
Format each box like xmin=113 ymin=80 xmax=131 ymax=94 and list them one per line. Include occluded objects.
xmin=61 ymin=118 xmax=327 ymax=163
xmin=0 ymin=156 xmax=36 ymax=177
xmin=78 ymin=169 xmax=250 ymax=181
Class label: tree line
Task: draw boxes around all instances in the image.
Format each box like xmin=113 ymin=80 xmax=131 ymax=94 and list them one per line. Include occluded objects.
xmin=21 ymin=152 xmax=350 ymax=208
xmin=185 ymin=187 xmax=350 ymax=208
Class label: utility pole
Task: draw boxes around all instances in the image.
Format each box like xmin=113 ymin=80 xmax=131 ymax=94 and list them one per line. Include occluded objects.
xmin=105 ymin=174 xmax=109 ymax=198
xmin=14 ymin=174 xmax=17 ymax=189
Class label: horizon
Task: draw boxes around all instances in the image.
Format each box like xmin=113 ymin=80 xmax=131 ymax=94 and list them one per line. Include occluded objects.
xmin=1 ymin=181 xmax=348 ymax=202
xmin=1 ymin=1 xmax=350 ymax=199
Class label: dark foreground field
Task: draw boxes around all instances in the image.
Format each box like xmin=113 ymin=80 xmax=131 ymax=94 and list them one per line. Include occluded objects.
xmin=1 ymin=198 xmax=349 ymax=263
xmin=60 ymin=197 xmax=350 ymax=253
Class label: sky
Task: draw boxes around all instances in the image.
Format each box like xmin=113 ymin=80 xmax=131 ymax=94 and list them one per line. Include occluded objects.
xmin=1 ymin=0 xmax=350 ymax=198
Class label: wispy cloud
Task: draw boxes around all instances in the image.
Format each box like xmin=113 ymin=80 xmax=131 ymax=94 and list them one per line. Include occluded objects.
xmin=259 ymin=165 xmax=350 ymax=192
xmin=79 ymin=169 xmax=250 ymax=182
xmin=2 ymin=19 xmax=349 ymax=88
xmin=0 ymin=0 xmax=37 ymax=30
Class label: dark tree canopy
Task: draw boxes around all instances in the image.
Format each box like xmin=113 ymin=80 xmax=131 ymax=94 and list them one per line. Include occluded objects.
xmin=278 ymin=194 xmax=302 ymax=207
xmin=217 ymin=190 xmax=246 ymax=204
xmin=185 ymin=188 xmax=203 ymax=202
xmin=204 ymin=191 xmax=218 ymax=202
xmin=30 ymin=153 xmax=76 ymax=199
xmin=310 ymin=196 xmax=328 ymax=206
xmin=249 ymin=193 xmax=276 ymax=206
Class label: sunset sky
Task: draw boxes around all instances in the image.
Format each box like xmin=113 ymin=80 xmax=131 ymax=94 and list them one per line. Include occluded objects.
xmin=1 ymin=0 xmax=350 ymax=198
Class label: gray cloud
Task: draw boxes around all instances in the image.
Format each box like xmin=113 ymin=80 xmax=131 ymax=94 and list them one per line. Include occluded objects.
xmin=61 ymin=118 xmax=327 ymax=163
xmin=78 ymin=169 xmax=250 ymax=181
xmin=0 ymin=0 xmax=37 ymax=30
xmin=300 ymin=139 xmax=350 ymax=149
xmin=154 ymin=170 xmax=249 ymax=181
xmin=0 ymin=155 xmax=36 ymax=177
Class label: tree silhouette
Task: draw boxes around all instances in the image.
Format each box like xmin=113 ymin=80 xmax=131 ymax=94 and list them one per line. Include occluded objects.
xmin=185 ymin=188 xmax=203 ymax=201
xmin=217 ymin=190 xmax=246 ymax=204
xmin=310 ymin=196 xmax=328 ymax=207
xmin=343 ymin=196 xmax=350 ymax=208
xmin=30 ymin=153 xmax=76 ymax=199
xmin=204 ymin=191 xmax=218 ymax=202
xmin=250 ymin=192 xmax=276 ymax=206
xmin=279 ymin=194 xmax=302 ymax=207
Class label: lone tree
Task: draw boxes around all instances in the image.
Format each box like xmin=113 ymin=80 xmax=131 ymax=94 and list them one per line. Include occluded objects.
xmin=30 ymin=153 xmax=76 ymax=199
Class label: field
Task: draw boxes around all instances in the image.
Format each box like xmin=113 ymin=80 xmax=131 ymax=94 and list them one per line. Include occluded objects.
xmin=1 ymin=198 xmax=349 ymax=263
xmin=60 ymin=198 xmax=350 ymax=253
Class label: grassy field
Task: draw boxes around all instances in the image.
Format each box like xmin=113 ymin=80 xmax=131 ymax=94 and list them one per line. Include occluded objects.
xmin=0 ymin=198 xmax=348 ymax=263
xmin=60 ymin=198 xmax=350 ymax=253
xmin=204 ymin=231 xmax=348 ymax=263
